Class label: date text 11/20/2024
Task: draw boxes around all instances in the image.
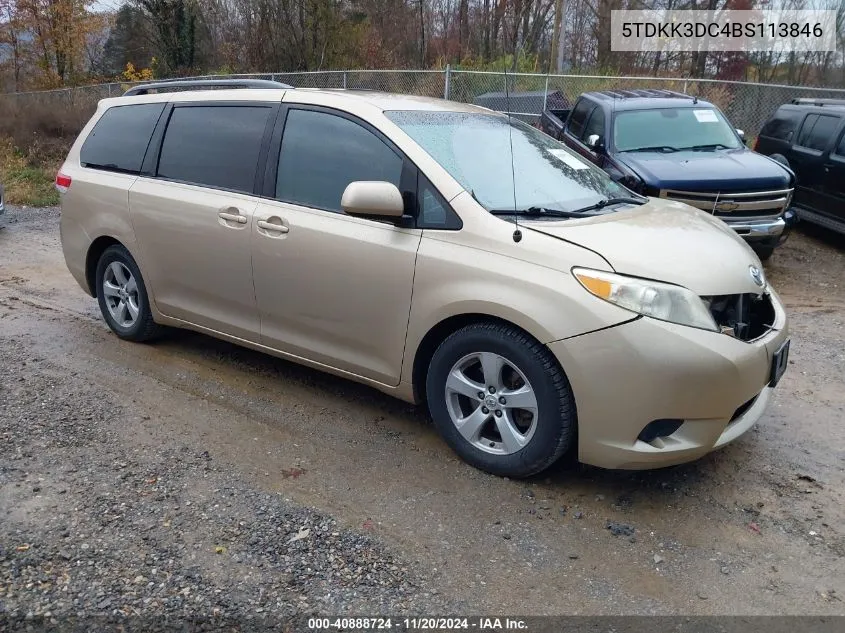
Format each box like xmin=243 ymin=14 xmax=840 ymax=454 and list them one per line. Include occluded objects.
xmin=307 ymin=617 xmax=529 ymax=631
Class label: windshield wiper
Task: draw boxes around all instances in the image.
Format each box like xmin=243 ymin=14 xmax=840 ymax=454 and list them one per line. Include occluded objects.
xmin=622 ymin=145 xmax=680 ymax=153
xmin=680 ymin=143 xmax=732 ymax=151
xmin=489 ymin=206 xmax=597 ymax=219
xmin=567 ymin=196 xmax=647 ymax=215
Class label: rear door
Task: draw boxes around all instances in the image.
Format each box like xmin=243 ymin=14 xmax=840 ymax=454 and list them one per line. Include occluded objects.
xmin=250 ymin=106 xmax=421 ymax=385
xmin=129 ymin=101 xmax=277 ymax=341
xmin=788 ymin=112 xmax=841 ymax=213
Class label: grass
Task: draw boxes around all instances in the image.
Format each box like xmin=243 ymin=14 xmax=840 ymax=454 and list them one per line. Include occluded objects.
xmin=0 ymin=137 xmax=60 ymax=207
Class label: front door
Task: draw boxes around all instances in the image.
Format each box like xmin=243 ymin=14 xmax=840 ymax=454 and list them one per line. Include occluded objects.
xmin=251 ymin=107 xmax=421 ymax=385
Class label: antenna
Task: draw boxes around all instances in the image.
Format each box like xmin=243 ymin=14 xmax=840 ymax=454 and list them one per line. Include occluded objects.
xmin=503 ymin=59 xmax=522 ymax=242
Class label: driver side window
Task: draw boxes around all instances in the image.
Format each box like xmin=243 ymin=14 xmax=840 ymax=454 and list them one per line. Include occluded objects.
xmin=567 ymin=100 xmax=595 ymax=139
xmin=276 ymin=108 xmax=403 ymax=213
xmin=582 ymin=108 xmax=605 ymax=144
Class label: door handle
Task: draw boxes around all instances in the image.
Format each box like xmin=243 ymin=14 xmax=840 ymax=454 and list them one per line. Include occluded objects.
xmin=257 ymin=219 xmax=290 ymax=233
xmin=218 ymin=210 xmax=247 ymax=224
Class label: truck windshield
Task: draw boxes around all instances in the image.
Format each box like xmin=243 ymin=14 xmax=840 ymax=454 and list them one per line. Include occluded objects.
xmin=385 ymin=110 xmax=628 ymax=213
xmin=614 ymin=107 xmax=741 ymax=152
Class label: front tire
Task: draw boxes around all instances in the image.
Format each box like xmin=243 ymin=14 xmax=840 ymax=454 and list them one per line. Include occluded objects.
xmin=753 ymin=245 xmax=775 ymax=262
xmin=95 ymin=245 xmax=161 ymax=342
xmin=425 ymin=322 xmax=576 ymax=478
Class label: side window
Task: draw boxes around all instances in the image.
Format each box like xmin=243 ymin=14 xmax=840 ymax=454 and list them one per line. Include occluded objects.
xmin=834 ymin=132 xmax=845 ymax=157
xmin=796 ymin=114 xmax=839 ymax=151
xmin=795 ymin=114 xmax=818 ymax=147
xmin=582 ymin=107 xmax=605 ymax=142
xmin=760 ymin=110 xmax=800 ymax=141
xmin=417 ymin=174 xmax=462 ymax=230
xmin=157 ymin=105 xmax=272 ymax=193
xmin=276 ymin=109 xmax=403 ymax=213
xmin=80 ymin=103 xmax=165 ymax=173
xmin=567 ymin=100 xmax=595 ymax=139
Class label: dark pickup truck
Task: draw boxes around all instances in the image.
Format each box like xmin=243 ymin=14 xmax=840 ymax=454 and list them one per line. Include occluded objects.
xmin=538 ymin=88 xmax=799 ymax=260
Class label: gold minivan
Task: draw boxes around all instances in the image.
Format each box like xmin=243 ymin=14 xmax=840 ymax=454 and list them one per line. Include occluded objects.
xmin=58 ymin=80 xmax=790 ymax=477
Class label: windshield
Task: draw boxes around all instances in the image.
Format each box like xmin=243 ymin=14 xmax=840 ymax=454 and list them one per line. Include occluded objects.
xmin=613 ymin=107 xmax=741 ymax=152
xmin=385 ymin=111 xmax=628 ymax=213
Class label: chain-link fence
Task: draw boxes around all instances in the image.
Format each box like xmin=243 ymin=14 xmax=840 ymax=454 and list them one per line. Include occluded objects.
xmin=4 ymin=69 xmax=845 ymax=139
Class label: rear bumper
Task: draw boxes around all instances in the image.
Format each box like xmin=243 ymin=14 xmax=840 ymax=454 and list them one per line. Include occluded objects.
xmin=548 ymin=293 xmax=789 ymax=470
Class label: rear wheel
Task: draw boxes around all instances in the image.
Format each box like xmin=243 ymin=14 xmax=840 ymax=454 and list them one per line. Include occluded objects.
xmin=425 ymin=322 xmax=576 ymax=478
xmin=95 ymin=245 xmax=162 ymax=342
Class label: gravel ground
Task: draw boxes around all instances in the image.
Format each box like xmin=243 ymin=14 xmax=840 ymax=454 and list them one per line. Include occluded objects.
xmin=0 ymin=205 xmax=843 ymax=626
xmin=0 ymin=334 xmax=457 ymax=630
xmin=0 ymin=208 xmax=457 ymax=629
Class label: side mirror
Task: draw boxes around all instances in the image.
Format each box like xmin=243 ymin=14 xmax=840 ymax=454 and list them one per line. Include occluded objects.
xmin=341 ymin=181 xmax=405 ymax=218
xmin=736 ymin=128 xmax=746 ymax=142
xmin=586 ymin=134 xmax=605 ymax=150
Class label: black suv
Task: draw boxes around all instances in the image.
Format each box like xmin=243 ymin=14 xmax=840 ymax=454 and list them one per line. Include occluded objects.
xmin=755 ymin=98 xmax=845 ymax=236
xmin=539 ymin=89 xmax=798 ymax=260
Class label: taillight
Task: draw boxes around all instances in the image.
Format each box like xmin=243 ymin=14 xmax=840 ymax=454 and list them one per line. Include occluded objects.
xmin=55 ymin=172 xmax=72 ymax=194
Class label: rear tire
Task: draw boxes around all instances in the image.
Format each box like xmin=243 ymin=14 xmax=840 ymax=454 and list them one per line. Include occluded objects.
xmin=425 ymin=322 xmax=576 ymax=478
xmin=95 ymin=245 xmax=162 ymax=342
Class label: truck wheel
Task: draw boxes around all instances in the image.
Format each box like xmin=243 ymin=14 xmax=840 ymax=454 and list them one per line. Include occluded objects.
xmin=770 ymin=153 xmax=790 ymax=168
xmin=754 ymin=246 xmax=775 ymax=262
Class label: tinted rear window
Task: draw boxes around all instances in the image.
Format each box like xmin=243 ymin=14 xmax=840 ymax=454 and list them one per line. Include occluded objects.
xmin=80 ymin=104 xmax=165 ymax=173
xmin=796 ymin=114 xmax=840 ymax=151
xmin=759 ymin=109 xmax=802 ymax=141
xmin=157 ymin=105 xmax=272 ymax=193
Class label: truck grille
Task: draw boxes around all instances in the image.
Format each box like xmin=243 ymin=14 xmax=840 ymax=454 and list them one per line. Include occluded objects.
xmin=703 ymin=292 xmax=776 ymax=342
xmin=659 ymin=188 xmax=791 ymax=219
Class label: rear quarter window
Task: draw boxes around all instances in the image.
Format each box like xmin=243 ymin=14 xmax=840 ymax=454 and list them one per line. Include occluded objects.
xmin=759 ymin=109 xmax=802 ymax=142
xmin=80 ymin=103 xmax=165 ymax=173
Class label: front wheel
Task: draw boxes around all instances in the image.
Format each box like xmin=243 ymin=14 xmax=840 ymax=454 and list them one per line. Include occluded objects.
xmin=425 ymin=322 xmax=576 ymax=478
xmin=753 ymin=245 xmax=775 ymax=262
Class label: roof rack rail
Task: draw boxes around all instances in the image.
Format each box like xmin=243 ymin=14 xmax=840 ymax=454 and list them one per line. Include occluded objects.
xmin=790 ymin=97 xmax=845 ymax=107
xmin=123 ymin=79 xmax=293 ymax=96
xmin=597 ymin=88 xmax=695 ymax=101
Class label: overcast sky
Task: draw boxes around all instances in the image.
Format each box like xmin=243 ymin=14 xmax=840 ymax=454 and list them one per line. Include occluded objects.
xmin=93 ymin=0 xmax=123 ymax=12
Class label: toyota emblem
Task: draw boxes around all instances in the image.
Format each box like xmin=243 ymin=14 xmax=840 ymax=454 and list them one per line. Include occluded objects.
xmin=749 ymin=265 xmax=766 ymax=288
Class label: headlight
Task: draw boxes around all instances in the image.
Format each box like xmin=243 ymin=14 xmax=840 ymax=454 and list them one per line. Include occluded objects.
xmin=573 ymin=268 xmax=718 ymax=331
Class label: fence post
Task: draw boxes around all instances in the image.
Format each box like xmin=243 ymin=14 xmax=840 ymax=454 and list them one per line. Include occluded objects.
xmin=343 ymin=71 xmax=348 ymax=89
xmin=543 ymin=75 xmax=550 ymax=112
xmin=444 ymin=65 xmax=451 ymax=100
xmin=107 ymin=83 xmax=113 ymax=97
xmin=683 ymin=79 xmax=688 ymax=94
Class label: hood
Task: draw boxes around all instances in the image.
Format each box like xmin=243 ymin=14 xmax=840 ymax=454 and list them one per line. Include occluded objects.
xmin=616 ymin=148 xmax=792 ymax=192
xmin=525 ymin=198 xmax=767 ymax=296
